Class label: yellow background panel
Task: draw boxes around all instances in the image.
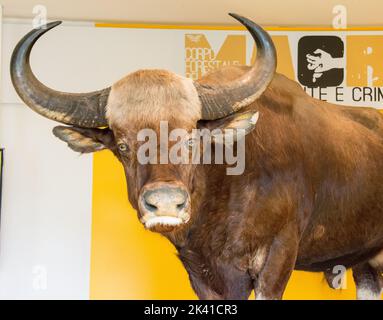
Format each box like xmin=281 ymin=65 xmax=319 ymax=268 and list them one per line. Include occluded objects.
xmin=90 ymin=24 xmax=382 ymax=300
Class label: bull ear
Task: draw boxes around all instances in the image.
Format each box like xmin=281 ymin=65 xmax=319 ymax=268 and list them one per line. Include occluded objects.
xmin=197 ymin=111 xmax=259 ymax=143
xmin=52 ymin=126 xmax=115 ymax=153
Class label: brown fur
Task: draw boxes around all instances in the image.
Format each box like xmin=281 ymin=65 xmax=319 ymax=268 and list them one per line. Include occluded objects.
xmin=56 ymin=67 xmax=383 ymax=299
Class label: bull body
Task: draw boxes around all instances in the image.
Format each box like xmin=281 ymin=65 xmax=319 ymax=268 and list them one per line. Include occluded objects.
xmin=168 ymin=70 xmax=383 ymax=299
xmin=10 ymin=15 xmax=383 ymax=300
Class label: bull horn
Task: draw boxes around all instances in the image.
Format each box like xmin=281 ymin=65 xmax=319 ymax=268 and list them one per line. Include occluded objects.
xmin=195 ymin=13 xmax=277 ymax=120
xmin=10 ymin=21 xmax=110 ymax=128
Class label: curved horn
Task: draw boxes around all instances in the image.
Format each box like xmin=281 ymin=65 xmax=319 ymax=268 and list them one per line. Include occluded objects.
xmin=10 ymin=21 xmax=110 ymax=128
xmin=195 ymin=13 xmax=277 ymax=120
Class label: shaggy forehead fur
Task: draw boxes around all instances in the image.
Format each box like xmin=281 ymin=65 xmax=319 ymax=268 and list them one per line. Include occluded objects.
xmin=106 ymin=69 xmax=202 ymax=130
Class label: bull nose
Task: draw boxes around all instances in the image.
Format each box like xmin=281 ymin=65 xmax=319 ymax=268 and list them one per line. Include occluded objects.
xmin=142 ymin=186 xmax=187 ymax=217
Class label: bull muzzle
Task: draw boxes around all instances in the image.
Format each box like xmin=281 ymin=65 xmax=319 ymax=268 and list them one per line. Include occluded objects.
xmin=138 ymin=182 xmax=191 ymax=232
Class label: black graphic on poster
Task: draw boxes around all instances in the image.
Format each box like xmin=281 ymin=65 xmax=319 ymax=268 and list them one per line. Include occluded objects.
xmin=298 ymin=36 xmax=344 ymax=88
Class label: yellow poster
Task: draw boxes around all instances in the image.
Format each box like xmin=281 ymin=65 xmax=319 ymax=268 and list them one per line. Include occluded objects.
xmin=90 ymin=24 xmax=383 ymax=299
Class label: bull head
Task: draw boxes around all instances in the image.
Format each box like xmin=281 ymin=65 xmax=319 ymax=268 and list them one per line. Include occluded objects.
xmin=10 ymin=13 xmax=276 ymax=233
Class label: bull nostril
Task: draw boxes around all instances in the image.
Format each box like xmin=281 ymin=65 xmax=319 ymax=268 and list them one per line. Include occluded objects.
xmin=176 ymin=201 xmax=186 ymax=211
xmin=144 ymin=200 xmax=158 ymax=212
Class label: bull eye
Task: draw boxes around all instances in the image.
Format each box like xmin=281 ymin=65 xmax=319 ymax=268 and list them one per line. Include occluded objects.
xmin=118 ymin=143 xmax=129 ymax=153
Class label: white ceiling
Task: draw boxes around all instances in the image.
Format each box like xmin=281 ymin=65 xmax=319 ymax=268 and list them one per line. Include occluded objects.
xmin=1 ymin=0 xmax=382 ymax=26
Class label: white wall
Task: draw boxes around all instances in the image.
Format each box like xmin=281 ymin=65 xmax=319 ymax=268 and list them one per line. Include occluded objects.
xmin=0 ymin=103 xmax=93 ymax=299
xmin=0 ymin=20 xmax=96 ymax=299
